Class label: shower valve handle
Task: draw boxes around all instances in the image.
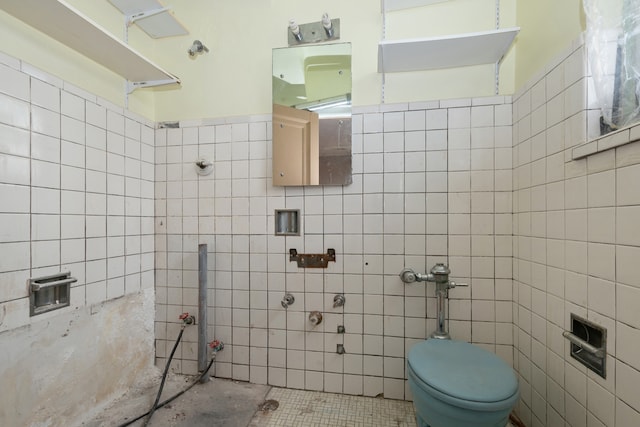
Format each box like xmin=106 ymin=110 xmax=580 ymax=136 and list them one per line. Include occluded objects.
xmin=196 ymin=160 xmax=212 ymax=169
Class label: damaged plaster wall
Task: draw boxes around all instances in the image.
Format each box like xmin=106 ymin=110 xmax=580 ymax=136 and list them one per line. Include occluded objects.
xmin=0 ymin=290 xmax=156 ymax=427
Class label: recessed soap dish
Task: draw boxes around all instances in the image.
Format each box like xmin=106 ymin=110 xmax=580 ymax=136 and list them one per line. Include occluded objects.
xmin=275 ymin=209 xmax=300 ymax=236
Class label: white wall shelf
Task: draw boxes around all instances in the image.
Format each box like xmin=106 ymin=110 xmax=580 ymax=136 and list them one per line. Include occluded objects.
xmin=107 ymin=0 xmax=188 ymax=39
xmin=382 ymin=0 xmax=450 ymax=12
xmin=378 ymin=27 xmax=520 ymax=73
xmin=0 ymin=0 xmax=180 ymax=89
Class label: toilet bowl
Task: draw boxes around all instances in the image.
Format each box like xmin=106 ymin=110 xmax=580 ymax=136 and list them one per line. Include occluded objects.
xmin=407 ymin=339 xmax=519 ymax=427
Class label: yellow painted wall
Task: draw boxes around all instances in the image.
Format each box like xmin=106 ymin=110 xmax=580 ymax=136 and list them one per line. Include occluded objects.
xmin=153 ymin=0 xmax=517 ymax=120
xmin=151 ymin=0 xmax=382 ymax=121
xmin=382 ymin=0 xmax=517 ymax=104
xmin=515 ymin=0 xmax=586 ymax=89
xmin=1 ymin=0 xmax=585 ymax=121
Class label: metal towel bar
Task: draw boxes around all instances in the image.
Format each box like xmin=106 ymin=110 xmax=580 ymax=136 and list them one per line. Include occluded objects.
xmin=562 ymin=331 xmax=605 ymax=358
xmin=30 ymin=277 xmax=77 ymax=291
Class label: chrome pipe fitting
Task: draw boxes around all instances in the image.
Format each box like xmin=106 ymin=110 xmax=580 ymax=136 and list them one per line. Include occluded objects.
xmin=309 ymin=311 xmax=323 ymax=326
xmin=399 ymin=264 xmax=468 ymax=340
xmin=281 ymin=293 xmax=295 ymax=309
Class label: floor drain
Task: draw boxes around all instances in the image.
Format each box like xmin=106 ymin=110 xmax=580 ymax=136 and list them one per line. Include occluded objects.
xmin=258 ymin=399 xmax=279 ymax=412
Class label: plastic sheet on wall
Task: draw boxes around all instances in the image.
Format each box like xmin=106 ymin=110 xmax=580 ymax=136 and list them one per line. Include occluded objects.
xmin=584 ymin=0 xmax=640 ymax=133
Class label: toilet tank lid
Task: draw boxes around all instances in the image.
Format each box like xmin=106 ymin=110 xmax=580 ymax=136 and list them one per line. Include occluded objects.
xmin=408 ymin=339 xmax=518 ymax=403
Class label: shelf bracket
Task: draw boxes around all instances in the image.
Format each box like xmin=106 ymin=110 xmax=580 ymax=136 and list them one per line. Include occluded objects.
xmin=127 ymin=78 xmax=179 ymax=93
xmin=126 ymin=7 xmax=170 ymax=26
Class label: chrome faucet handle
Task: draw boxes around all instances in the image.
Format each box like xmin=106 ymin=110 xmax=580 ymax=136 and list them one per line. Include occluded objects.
xmin=448 ymin=281 xmax=468 ymax=288
xmin=281 ymin=293 xmax=295 ymax=308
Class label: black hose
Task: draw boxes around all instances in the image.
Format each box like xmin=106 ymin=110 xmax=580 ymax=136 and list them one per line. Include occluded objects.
xmin=141 ymin=326 xmax=184 ymax=427
xmin=117 ymin=349 xmax=216 ymax=427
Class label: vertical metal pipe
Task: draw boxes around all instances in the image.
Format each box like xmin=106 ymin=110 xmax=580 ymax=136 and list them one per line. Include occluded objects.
xmin=198 ymin=244 xmax=208 ymax=382
xmin=430 ymin=285 xmax=450 ymax=340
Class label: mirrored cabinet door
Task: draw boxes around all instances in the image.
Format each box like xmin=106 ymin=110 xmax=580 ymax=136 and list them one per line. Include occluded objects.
xmin=272 ymin=43 xmax=352 ymax=186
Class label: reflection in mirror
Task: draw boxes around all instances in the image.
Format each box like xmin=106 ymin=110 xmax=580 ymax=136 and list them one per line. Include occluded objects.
xmin=272 ymin=43 xmax=352 ymax=186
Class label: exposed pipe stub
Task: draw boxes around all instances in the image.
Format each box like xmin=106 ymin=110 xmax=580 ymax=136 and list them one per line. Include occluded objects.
xmin=195 ymin=158 xmax=213 ymax=176
xmin=309 ymin=311 xmax=323 ymax=326
xmin=188 ymin=39 xmax=209 ymax=57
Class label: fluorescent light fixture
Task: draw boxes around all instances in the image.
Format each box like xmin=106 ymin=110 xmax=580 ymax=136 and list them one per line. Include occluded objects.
xmin=298 ymin=95 xmax=351 ymax=118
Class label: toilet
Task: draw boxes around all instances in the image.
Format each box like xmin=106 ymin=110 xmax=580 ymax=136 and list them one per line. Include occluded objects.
xmin=407 ymin=339 xmax=519 ymax=427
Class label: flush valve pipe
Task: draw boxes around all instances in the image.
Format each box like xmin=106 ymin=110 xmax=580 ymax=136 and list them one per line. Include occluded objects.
xmin=399 ymin=263 xmax=468 ymax=340
xmin=400 ymin=263 xmax=451 ymax=284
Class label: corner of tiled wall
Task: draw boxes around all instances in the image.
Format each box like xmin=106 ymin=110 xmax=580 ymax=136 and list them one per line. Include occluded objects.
xmin=511 ymin=34 xmax=640 ymax=426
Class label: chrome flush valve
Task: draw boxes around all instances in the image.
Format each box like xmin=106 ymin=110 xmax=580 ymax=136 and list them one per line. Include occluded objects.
xmin=428 ymin=263 xmax=451 ymax=284
xmin=399 ymin=263 xmax=454 ymax=285
xmin=399 ymin=263 xmax=468 ymax=340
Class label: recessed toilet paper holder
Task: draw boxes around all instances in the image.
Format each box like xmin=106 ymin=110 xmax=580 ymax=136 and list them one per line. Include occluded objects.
xmin=29 ymin=271 xmax=77 ymax=316
xmin=563 ymin=314 xmax=606 ymax=378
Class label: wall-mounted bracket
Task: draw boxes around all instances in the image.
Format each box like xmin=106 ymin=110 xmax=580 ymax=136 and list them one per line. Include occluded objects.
xmin=289 ymin=248 xmax=336 ymax=268
xmin=126 ymin=7 xmax=169 ymax=26
xmin=127 ymin=78 xmax=179 ymax=93
xmin=108 ymin=0 xmax=188 ymax=38
xmin=288 ymin=18 xmax=340 ymax=46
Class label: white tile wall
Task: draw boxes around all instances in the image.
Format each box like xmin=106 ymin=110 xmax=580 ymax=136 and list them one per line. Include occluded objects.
xmin=513 ymin=37 xmax=640 ymax=426
xmin=154 ymin=97 xmax=514 ymax=399
xmin=0 ymin=57 xmax=155 ymax=334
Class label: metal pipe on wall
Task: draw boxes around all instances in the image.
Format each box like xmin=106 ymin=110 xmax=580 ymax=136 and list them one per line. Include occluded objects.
xmin=198 ymin=244 xmax=208 ymax=383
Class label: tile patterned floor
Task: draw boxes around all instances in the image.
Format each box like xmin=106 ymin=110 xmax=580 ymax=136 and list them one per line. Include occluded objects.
xmin=249 ymin=387 xmax=417 ymax=427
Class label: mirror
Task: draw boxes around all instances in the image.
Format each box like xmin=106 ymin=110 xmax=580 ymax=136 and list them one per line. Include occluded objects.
xmin=272 ymin=43 xmax=352 ymax=186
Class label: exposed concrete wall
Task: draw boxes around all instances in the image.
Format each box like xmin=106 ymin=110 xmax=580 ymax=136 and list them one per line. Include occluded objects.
xmin=0 ymin=290 xmax=156 ymax=427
